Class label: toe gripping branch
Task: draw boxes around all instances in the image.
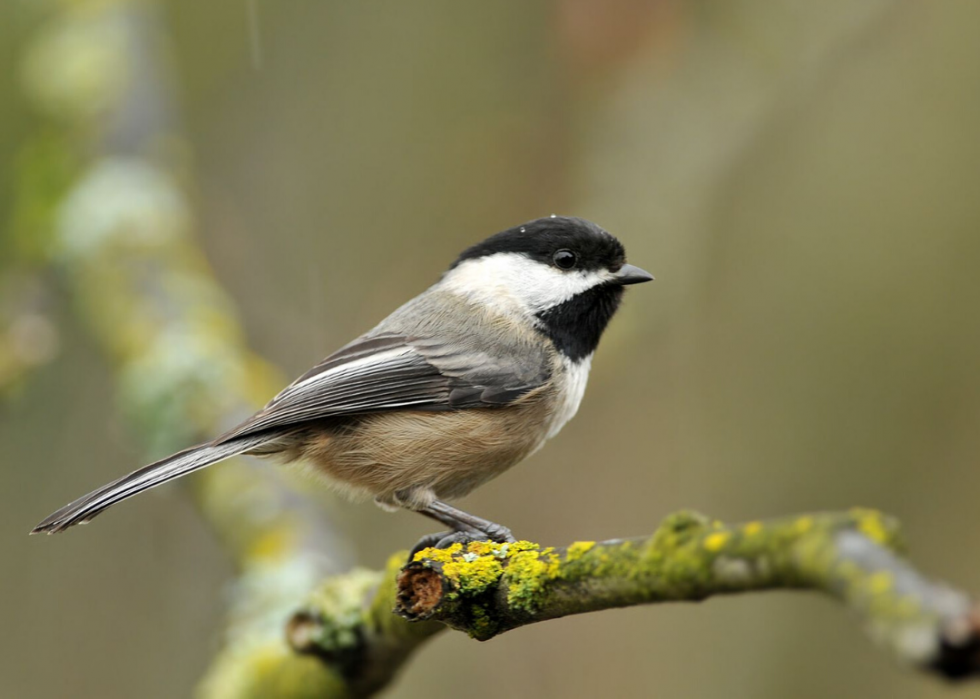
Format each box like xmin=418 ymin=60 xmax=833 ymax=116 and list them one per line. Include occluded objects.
xmin=410 ymin=500 xmax=517 ymax=561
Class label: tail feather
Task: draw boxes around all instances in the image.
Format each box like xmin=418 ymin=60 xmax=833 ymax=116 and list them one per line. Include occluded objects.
xmin=31 ymin=435 xmax=269 ymax=535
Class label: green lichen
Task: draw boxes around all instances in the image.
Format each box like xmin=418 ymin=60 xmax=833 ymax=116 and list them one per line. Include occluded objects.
xmin=201 ymin=640 xmax=344 ymax=699
xmin=468 ymin=604 xmax=498 ymax=640
xmin=647 ymin=510 xmax=711 ymax=561
xmin=302 ymin=568 xmax=381 ymax=653
xmin=504 ymin=549 xmax=561 ymax=613
xmin=586 ymin=541 xmax=641 ymax=579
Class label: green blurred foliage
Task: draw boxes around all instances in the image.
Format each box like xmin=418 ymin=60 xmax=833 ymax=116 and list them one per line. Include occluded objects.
xmin=3 ymin=1 xmax=980 ymax=698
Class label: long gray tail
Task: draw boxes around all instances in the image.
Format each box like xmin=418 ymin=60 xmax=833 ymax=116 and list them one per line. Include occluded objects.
xmin=31 ymin=434 xmax=270 ymax=535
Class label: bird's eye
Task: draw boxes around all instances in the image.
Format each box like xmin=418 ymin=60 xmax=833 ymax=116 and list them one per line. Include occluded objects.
xmin=553 ymin=249 xmax=577 ymax=270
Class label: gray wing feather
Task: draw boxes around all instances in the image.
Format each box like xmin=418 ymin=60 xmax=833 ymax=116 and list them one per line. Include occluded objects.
xmin=215 ymin=329 xmax=551 ymax=443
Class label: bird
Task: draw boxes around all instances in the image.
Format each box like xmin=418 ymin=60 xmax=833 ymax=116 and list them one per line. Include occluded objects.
xmin=32 ymin=216 xmax=653 ymax=555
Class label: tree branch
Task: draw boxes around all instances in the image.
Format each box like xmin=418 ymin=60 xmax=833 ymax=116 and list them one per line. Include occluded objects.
xmin=285 ymin=556 xmax=445 ymax=697
xmin=285 ymin=509 xmax=979 ymax=693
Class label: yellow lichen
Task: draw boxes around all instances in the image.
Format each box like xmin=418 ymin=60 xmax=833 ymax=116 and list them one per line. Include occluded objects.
xmin=464 ymin=541 xmax=502 ymax=557
xmin=867 ymin=571 xmax=893 ymax=595
xmin=413 ymin=542 xmax=463 ymax=564
xmin=442 ymin=555 xmax=503 ymax=595
xmin=854 ymin=510 xmax=890 ymax=545
xmin=793 ymin=517 xmax=814 ymax=535
xmin=504 ymin=549 xmax=562 ymax=613
xmin=566 ymin=541 xmax=595 ymax=561
xmin=545 ymin=552 xmax=561 ymax=578
xmin=410 ymin=540 xmax=555 ymax=601
xmin=506 ymin=541 xmax=540 ymax=554
xmin=703 ymin=532 xmax=731 ymax=552
xmin=246 ymin=525 xmax=294 ymax=563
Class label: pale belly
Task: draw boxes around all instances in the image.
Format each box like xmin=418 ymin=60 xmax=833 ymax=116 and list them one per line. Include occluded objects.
xmin=291 ymin=354 xmax=592 ymax=509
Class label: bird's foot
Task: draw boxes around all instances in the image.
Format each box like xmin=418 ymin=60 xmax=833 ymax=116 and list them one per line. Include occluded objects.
xmin=481 ymin=522 xmax=516 ymax=544
xmin=407 ymin=530 xmax=471 ymax=563
xmin=407 ymin=525 xmax=517 ymax=564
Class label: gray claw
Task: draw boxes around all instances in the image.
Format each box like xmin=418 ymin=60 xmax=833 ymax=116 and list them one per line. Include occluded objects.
xmin=483 ymin=523 xmax=516 ymax=543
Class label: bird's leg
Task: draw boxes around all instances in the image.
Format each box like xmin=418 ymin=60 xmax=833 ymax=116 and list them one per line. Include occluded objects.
xmin=421 ymin=500 xmax=517 ymax=544
xmin=406 ymin=500 xmax=517 ymax=563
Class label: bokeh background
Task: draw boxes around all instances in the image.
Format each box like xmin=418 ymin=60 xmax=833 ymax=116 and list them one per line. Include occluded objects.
xmin=3 ymin=1 xmax=980 ymax=697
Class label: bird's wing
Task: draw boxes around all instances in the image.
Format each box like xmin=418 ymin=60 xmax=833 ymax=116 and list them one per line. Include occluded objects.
xmin=215 ymin=332 xmax=550 ymax=443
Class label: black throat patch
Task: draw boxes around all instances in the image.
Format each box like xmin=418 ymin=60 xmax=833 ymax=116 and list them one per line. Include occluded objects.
xmin=535 ymin=284 xmax=624 ymax=362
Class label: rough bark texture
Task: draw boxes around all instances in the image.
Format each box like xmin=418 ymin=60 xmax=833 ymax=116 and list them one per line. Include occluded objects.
xmin=394 ymin=509 xmax=980 ymax=681
xmin=261 ymin=509 xmax=980 ymax=696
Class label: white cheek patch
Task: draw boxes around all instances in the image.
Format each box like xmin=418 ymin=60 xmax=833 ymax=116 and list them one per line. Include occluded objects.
xmin=440 ymin=253 xmax=613 ymax=316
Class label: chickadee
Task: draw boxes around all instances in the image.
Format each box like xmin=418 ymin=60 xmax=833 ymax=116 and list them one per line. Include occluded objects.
xmin=33 ymin=216 xmax=652 ymax=554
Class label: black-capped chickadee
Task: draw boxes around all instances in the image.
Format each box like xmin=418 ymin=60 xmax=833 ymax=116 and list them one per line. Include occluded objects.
xmin=33 ymin=216 xmax=653 ymax=553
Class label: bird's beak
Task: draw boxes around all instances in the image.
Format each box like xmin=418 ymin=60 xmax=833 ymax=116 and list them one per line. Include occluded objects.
xmin=613 ymin=263 xmax=655 ymax=285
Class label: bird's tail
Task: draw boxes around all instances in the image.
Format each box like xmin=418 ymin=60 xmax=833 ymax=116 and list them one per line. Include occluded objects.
xmin=31 ymin=434 xmax=270 ymax=535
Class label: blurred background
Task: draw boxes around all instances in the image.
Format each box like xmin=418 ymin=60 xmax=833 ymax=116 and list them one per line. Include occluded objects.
xmin=3 ymin=1 xmax=980 ymax=697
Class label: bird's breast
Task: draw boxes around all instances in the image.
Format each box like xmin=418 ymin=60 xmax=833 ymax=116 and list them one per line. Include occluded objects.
xmin=543 ymin=353 xmax=593 ymax=441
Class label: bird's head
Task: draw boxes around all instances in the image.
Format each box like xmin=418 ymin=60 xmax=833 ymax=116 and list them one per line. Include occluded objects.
xmin=442 ymin=216 xmax=653 ymax=360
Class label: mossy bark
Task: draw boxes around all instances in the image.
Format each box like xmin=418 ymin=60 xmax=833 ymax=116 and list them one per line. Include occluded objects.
xmin=285 ymin=556 xmax=444 ymax=697
xmin=392 ymin=509 xmax=980 ymax=679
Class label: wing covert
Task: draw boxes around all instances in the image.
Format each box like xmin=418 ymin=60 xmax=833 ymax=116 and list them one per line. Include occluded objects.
xmin=214 ymin=332 xmax=550 ymax=443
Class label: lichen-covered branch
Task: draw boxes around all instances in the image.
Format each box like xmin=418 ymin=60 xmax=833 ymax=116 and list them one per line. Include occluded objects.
xmin=219 ymin=507 xmax=977 ymax=695
xmin=198 ymin=556 xmax=444 ymax=699
xmin=285 ymin=556 xmax=445 ymax=697
xmin=391 ymin=509 xmax=980 ymax=680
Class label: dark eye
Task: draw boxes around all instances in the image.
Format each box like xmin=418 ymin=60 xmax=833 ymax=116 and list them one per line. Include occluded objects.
xmin=553 ymin=249 xmax=577 ymax=270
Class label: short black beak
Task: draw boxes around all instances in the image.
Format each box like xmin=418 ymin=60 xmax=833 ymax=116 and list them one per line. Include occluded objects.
xmin=614 ymin=263 xmax=655 ymax=285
